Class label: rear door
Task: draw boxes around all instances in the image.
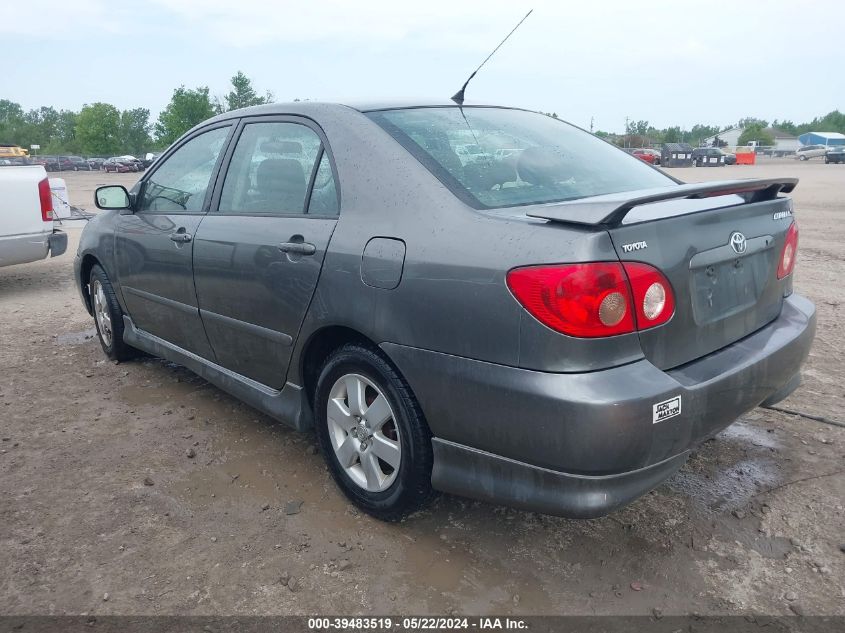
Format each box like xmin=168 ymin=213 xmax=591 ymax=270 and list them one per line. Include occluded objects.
xmin=115 ymin=123 xmax=234 ymax=360
xmin=607 ymin=195 xmax=795 ymax=369
xmin=192 ymin=117 xmax=340 ymax=389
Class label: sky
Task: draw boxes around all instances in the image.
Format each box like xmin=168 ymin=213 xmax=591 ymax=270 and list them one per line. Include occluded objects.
xmin=1 ymin=0 xmax=843 ymax=133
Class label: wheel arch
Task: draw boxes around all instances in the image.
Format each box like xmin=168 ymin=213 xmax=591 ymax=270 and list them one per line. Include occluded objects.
xmin=298 ymin=325 xmax=405 ymax=409
xmin=78 ymin=253 xmax=102 ymax=315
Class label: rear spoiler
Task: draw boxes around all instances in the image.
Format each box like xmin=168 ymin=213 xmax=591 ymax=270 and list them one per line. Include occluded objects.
xmin=526 ymin=178 xmax=798 ymax=227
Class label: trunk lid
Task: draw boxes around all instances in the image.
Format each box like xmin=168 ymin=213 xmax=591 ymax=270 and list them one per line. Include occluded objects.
xmin=527 ymin=180 xmax=797 ymax=369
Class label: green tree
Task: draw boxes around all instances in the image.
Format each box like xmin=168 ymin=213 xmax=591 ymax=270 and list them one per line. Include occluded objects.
xmin=738 ymin=124 xmax=775 ymax=147
xmin=155 ymin=86 xmax=217 ymax=145
xmin=75 ymin=103 xmax=121 ymax=155
xmin=24 ymin=106 xmax=61 ymax=149
xmin=689 ymin=124 xmax=720 ymax=145
xmin=0 ymin=99 xmax=26 ymax=144
xmin=224 ymin=71 xmax=272 ymax=111
xmin=663 ymin=126 xmax=682 ymax=143
xmin=120 ymin=108 xmax=152 ymax=154
xmin=40 ymin=109 xmax=80 ymax=154
xmin=807 ymin=110 xmax=845 ymax=134
xmin=55 ymin=110 xmax=80 ymax=153
xmin=738 ymin=117 xmax=768 ymax=129
xmin=631 ymin=120 xmax=649 ymax=135
xmin=772 ymin=119 xmax=798 ymax=135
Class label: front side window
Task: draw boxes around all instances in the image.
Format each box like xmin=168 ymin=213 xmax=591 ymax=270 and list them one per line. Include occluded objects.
xmin=219 ymin=121 xmax=330 ymax=215
xmin=138 ymin=126 xmax=231 ymax=213
xmin=368 ymin=107 xmax=674 ymax=209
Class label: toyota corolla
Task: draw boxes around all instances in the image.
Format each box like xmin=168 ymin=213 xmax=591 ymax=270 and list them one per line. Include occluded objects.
xmin=74 ymin=102 xmax=815 ymax=521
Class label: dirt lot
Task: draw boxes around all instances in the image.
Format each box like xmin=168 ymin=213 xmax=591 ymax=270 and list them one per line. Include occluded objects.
xmin=1 ymin=160 xmax=843 ymax=616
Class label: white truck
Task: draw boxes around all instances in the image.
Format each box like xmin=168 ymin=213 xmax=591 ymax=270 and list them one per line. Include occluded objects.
xmin=0 ymin=166 xmax=67 ymax=267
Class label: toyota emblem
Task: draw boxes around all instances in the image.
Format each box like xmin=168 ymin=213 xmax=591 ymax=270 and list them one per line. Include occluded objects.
xmin=729 ymin=231 xmax=747 ymax=254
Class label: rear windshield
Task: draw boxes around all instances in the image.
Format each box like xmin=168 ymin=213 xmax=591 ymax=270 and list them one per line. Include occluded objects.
xmin=367 ymin=107 xmax=674 ymax=209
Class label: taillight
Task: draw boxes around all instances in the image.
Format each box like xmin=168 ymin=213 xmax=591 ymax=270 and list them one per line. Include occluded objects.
xmin=777 ymin=222 xmax=799 ymax=279
xmin=507 ymin=262 xmax=675 ymax=338
xmin=507 ymin=263 xmax=634 ymax=337
xmin=622 ymin=262 xmax=675 ymax=330
xmin=38 ymin=178 xmax=53 ymax=221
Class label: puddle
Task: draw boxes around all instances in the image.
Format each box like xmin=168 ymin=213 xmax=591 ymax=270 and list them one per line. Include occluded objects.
xmin=722 ymin=421 xmax=780 ymax=450
xmin=671 ymin=456 xmax=782 ymax=511
xmin=56 ymin=328 xmax=97 ymax=345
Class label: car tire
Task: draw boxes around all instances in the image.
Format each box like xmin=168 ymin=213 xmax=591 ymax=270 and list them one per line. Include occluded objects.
xmin=89 ymin=264 xmax=137 ymax=362
xmin=799 ymin=155 xmax=807 ymax=161
xmin=314 ymin=343 xmax=435 ymax=521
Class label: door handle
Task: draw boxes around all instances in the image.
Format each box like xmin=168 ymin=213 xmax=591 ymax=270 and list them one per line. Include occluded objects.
xmin=278 ymin=241 xmax=316 ymax=255
xmin=169 ymin=232 xmax=192 ymax=243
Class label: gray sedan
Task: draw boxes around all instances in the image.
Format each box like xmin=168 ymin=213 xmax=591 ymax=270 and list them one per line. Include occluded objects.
xmin=75 ymin=102 xmax=815 ymax=521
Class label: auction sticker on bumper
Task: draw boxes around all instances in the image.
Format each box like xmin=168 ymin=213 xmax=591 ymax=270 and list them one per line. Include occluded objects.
xmin=653 ymin=395 xmax=682 ymax=423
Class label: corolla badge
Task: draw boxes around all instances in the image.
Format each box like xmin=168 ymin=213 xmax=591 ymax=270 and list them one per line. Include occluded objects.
xmin=729 ymin=231 xmax=747 ymax=254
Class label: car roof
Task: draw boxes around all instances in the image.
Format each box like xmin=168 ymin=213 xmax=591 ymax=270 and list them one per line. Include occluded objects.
xmin=205 ymin=100 xmax=527 ymax=124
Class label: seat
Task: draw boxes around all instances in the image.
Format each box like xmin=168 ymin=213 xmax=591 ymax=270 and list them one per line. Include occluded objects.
xmin=247 ymin=158 xmax=307 ymax=213
xmin=517 ymin=147 xmax=567 ymax=186
xmin=463 ymin=161 xmax=516 ymax=191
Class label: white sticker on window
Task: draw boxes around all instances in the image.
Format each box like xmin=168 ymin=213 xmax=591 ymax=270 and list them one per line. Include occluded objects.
xmin=653 ymin=395 xmax=682 ymax=424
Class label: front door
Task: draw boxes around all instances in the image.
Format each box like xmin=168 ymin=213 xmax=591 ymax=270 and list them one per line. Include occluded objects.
xmin=115 ymin=124 xmax=233 ymax=360
xmin=193 ymin=118 xmax=340 ymax=388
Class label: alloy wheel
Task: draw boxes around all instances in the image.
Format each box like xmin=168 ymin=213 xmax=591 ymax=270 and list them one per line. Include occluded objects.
xmin=92 ymin=279 xmax=112 ymax=347
xmin=326 ymin=373 xmax=401 ymax=492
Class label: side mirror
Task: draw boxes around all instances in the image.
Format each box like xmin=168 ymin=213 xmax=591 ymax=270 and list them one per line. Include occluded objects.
xmin=95 ymin=185 xmax=131 ymax=211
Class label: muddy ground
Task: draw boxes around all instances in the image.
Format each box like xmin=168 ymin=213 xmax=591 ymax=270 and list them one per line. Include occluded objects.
xmin=1 ymin=160 xmax=843 ymax=616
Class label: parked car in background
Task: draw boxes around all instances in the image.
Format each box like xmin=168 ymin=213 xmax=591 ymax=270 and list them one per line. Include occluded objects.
xmin=119 ymin=155 xmax=145 ymax=171
xmin=493 ymin=148 xmax=523 ymax=161
xmin=632 ymin=148 xmax=660 ymax=165
xmin=36 ymin=156 xmax=60 ymax=172
xmin=723 ymin=151 xmax=737 ymax=165
xmin=75 ymin=101 xmax=814 ymax=522
xmin=0 ymin=165 xmax=67 ymax=267
xmin=58 ymin=156 xmax=92 ymax=171
xmin=691 ymin=147 xmax=726 ymax=167
xmin=88 ymin=157 xmax=106 ymax=170
xmin=824 ymin=146 xmax=845 ymax=164
xmin=794 ymin=145 xmax=828 ymax=161
xmin=142 ymin=152 xmax=161 ymax=168
xmin=0 ymin=156 xmax=32 ymax=167
xmin=455 ymin=144 xmax=486 ymax=165
xmin=102 ymin=157 xmax=135 ymax=173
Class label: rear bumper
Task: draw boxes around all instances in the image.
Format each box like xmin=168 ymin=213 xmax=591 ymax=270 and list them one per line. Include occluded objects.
xmin=432 ymin=440 xmax=689 ymax=518
xmin=0 ymin=232 xmax=49 ymax=268
xmin=48 ymin=230 xmax=67 ymax=257
xmin=383 ymin=294 xmax=816 ymax=517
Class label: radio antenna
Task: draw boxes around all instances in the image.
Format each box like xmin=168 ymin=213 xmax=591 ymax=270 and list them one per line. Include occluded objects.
xmin=451 ymin=9 xmax=533 ymax=106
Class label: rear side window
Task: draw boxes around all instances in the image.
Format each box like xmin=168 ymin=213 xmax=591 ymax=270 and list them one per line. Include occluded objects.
xmin=367 ymin=107 xmax=674 ymax=209
xmin=139 ymin=126 xmax=230 ymax=213
xmin=307 ymin=152 xmax=338 ymax=215
xmin=219 ymin=121 xmax=334 ymax=215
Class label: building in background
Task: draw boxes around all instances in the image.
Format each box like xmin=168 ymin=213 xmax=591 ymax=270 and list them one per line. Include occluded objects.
xmin=765 ymin=128 xmax=800 ymax=153
xmin=704 ymin=127 xmax=743 ymax=147
xmin=797 ymin=132 xmax=845 ymax=147
xmin=703 ymin=127 xmax=799 ymax=155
